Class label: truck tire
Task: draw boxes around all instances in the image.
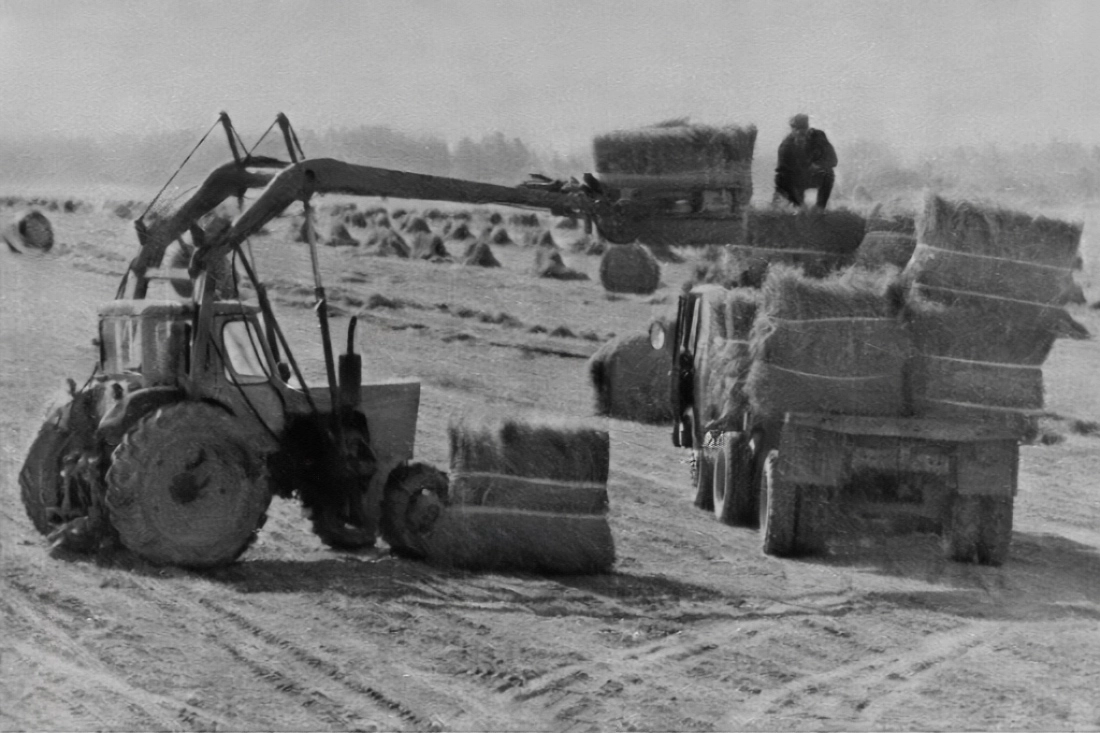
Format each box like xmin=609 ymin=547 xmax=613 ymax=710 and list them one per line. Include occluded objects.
xmin=977 ymin=496 xmax=1013 ymax=566
xmin=105 ymin=403 xmax=272 ymax=569
xmin=794 ymin=488 xmax=830 ymax=556
xmin=944 ymin=494 xmax=981 ymax=563
xmin=713 ymin=433 xmax=756 ymax=526
xmin=381 ymin=462 xmax=449 ymax=559
xmin=760 ymin=451 xmax=796 ymax=557
xmin=693 ymin=447 xmax=716 ymax=512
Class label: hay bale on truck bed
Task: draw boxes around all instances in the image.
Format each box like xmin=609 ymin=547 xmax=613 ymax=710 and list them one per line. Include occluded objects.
xmin=593 ymin=121 xmax=757 ymax=195
xmin=853 ymin=231 xmax=918 ymax=271
xmin=691 ymin=286 xmax=760 ymax=436
xmin=599 ymin=242 xmax=661 ymax=294
xmin=587 ymin=326 xmax=674 ymax=424
xmin=740 ymin=207 xmax=867 ymax=278
xmin=414 ymin=414 xmax=614 ymax=574
xmin=746 ymin=266 xmax=910 ymax=417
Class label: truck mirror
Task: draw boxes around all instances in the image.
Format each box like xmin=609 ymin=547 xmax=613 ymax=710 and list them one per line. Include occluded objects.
xmin=649 ymin=321 xmax=666 ymax=350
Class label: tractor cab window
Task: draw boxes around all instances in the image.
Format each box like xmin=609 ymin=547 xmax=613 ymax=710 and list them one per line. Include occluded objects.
xmin=221 ymin=319 xmax=269 ymax=380
xmin=100 ymin=317 xmax=142 ymax=374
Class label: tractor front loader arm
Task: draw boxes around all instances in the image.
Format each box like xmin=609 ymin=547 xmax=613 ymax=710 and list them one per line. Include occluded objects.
xmin=129 ymin=158 xmax=288 ymax=298
xmin=193 ymin=158 xmax=615 ymax=272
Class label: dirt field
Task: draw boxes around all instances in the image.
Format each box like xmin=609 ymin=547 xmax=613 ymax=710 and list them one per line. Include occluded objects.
xmin=2 ymin=195 xmax=1099 ymax=732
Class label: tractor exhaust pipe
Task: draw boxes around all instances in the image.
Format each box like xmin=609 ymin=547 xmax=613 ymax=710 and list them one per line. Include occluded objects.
xmin=338 ymin=317 xmax=362 ymax=410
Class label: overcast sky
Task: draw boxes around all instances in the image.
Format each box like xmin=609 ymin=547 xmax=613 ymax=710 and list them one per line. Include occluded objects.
xmin=2 ymin=0 xmax=1098 ymax=160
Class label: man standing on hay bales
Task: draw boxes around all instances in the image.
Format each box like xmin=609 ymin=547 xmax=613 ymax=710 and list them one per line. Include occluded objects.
xmin=773 ymin=113 xmax=838 ymax=210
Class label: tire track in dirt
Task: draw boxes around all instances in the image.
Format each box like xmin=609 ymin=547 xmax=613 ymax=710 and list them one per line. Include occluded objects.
xmin=3 ymin=580 xmax=236 ymax=732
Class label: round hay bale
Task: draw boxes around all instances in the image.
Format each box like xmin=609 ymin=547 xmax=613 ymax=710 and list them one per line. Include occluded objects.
xmin=364 ymin=228 xmax=410 ymax=258
xmin=587 ymin=329 xmax=673 ymax=424
xmin=490 ymin=226 xmax=514 ymax=245
xmin=599 ymin=243 xmax=660 ymax=294
xmin=462 ymin=241 xmax=501 ymax=268
xmin=853 ymin=231 xmax=918 ymax=270
xmin=409 ymin=232 xmax=450 ymax=260
xmin=404 ymin=216 xmax=431 ymax=234
xmin=3 ymin=210 xmax=54 ymax=253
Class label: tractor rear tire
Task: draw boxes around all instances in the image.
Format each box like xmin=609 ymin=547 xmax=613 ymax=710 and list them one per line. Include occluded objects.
xmin=713 ymin=432 xmax=756 ymax=526
xmin=381 ymin=463 xmax=449 ymax=559
xmin=105 ymin=403 xmax=271 ymax=569
xmin=19 ymin=409 xmax=73 ymax=535
xmin=760 ymin=451 xmax=796 ymax=557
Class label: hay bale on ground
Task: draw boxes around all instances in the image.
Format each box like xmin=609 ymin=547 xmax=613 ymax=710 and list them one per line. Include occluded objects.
xmin=690 ymin=287 xmax=760 ymax=435
xmin=853 ymin=231 xmax=918 ymax=271
xmin=447 ymin=221 xmax=473 ymax=241
xmin=746 ymin=265 xmax=910 ymax=417
xmin=489 ymin=226 xmax=514 ymax=245
xmin=534 ymin=243 xmax=589 ymax=280
xmin=587 ymin=327 xmax=673 ymax=424
xmin=325 ymin=222 xmax=359 ymax=247
xmin=362 ymin=228 xmax=410 ymax=258
xmin=412 ymin=414 xmax=614 ymax=574
xmin=3 ymin=210 xmax=54 ymax=253
xmin=408 ymin=232 xmax=450 ymax=260
xmin=599 ymin=243 xmax=660 ymax=294
xmin=461 ymin=241 xmax=501 ymax=267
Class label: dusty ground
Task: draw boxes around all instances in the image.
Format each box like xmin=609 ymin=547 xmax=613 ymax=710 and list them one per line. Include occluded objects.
xmin=2 ymin=193 xmax=1099 ymax=732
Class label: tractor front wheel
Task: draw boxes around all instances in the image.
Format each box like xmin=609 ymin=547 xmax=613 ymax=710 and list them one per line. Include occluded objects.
xmin=381 ymin=463 xmax=449 ymax=559
xmin=105 ymin=403 xmax=271 ymax=569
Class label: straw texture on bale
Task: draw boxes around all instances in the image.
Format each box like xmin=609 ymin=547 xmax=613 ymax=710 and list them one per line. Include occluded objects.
xmin=363 ymin=228 xmax=410 ymax=258
xmin=450 ymin=414 xmax=610 ymax=482
xmin=593 ymin=121 xmax=757 ymax=189
xmin=325 ymin=222 xmax=359 ymax=247
xmin=3 ymin=210 xmax=54 ymax=253
xmin=587 ymin=330 xmax=673 ymax=425
xmin=903 ymin=295 xmax=1060 ymax=366
xmin=598 ymin=243 xmax=661 ymax=294
xmin=906 ymin=243 xmax=1073 ymax=307
xmin=853 ymin=231 xmax=918 ymax=271
xmin=404 ymin=216 xmax=431 ymax=234
xmin=917 ymin=194 xmax=1082 ymax=268
xmin=409 ymin=232 xmax=450 ymax=260
xmin=427 ymin=413 xmax=614 ymax=574
xmin=461 ymin=240 xmax=501 ymax=267
xmin=909 ymin=355 xmax=1044 ymax=410
xmin=691 ymin=287 xmax=759 ymax=434
xmin=746 ymin=266 xmax=910 ymax=417
xmin=746 ymin=207 xmax=867 ymax=257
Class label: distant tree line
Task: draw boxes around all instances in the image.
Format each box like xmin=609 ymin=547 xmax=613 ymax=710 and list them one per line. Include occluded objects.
xmin=1 ymin=124 xmax=1098 ymax=209
xmin=0 ymin=125 xmax=591 ymax=190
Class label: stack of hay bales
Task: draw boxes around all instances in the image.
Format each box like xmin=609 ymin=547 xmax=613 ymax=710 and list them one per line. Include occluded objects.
xmin=691 ymin=286 xmax=760 ymax=436
xmin=598 ymin=242 xmax=661 ymax=294
xmin=414 ymin=414 xmax=615 ymax=574
xmin=593 ymin=120 xmax=757 ymax=206
xmin=901 ymin=195 xmax=1086 ymax=435
xmin=587 ymin=323 xmax=673 ymax=425
xmin=746 ymin=266 xmax=910 ymax=417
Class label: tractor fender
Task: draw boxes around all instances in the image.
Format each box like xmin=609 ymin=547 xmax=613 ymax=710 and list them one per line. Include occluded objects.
xmin=96 ymin=386 xmax=186 ymax=445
